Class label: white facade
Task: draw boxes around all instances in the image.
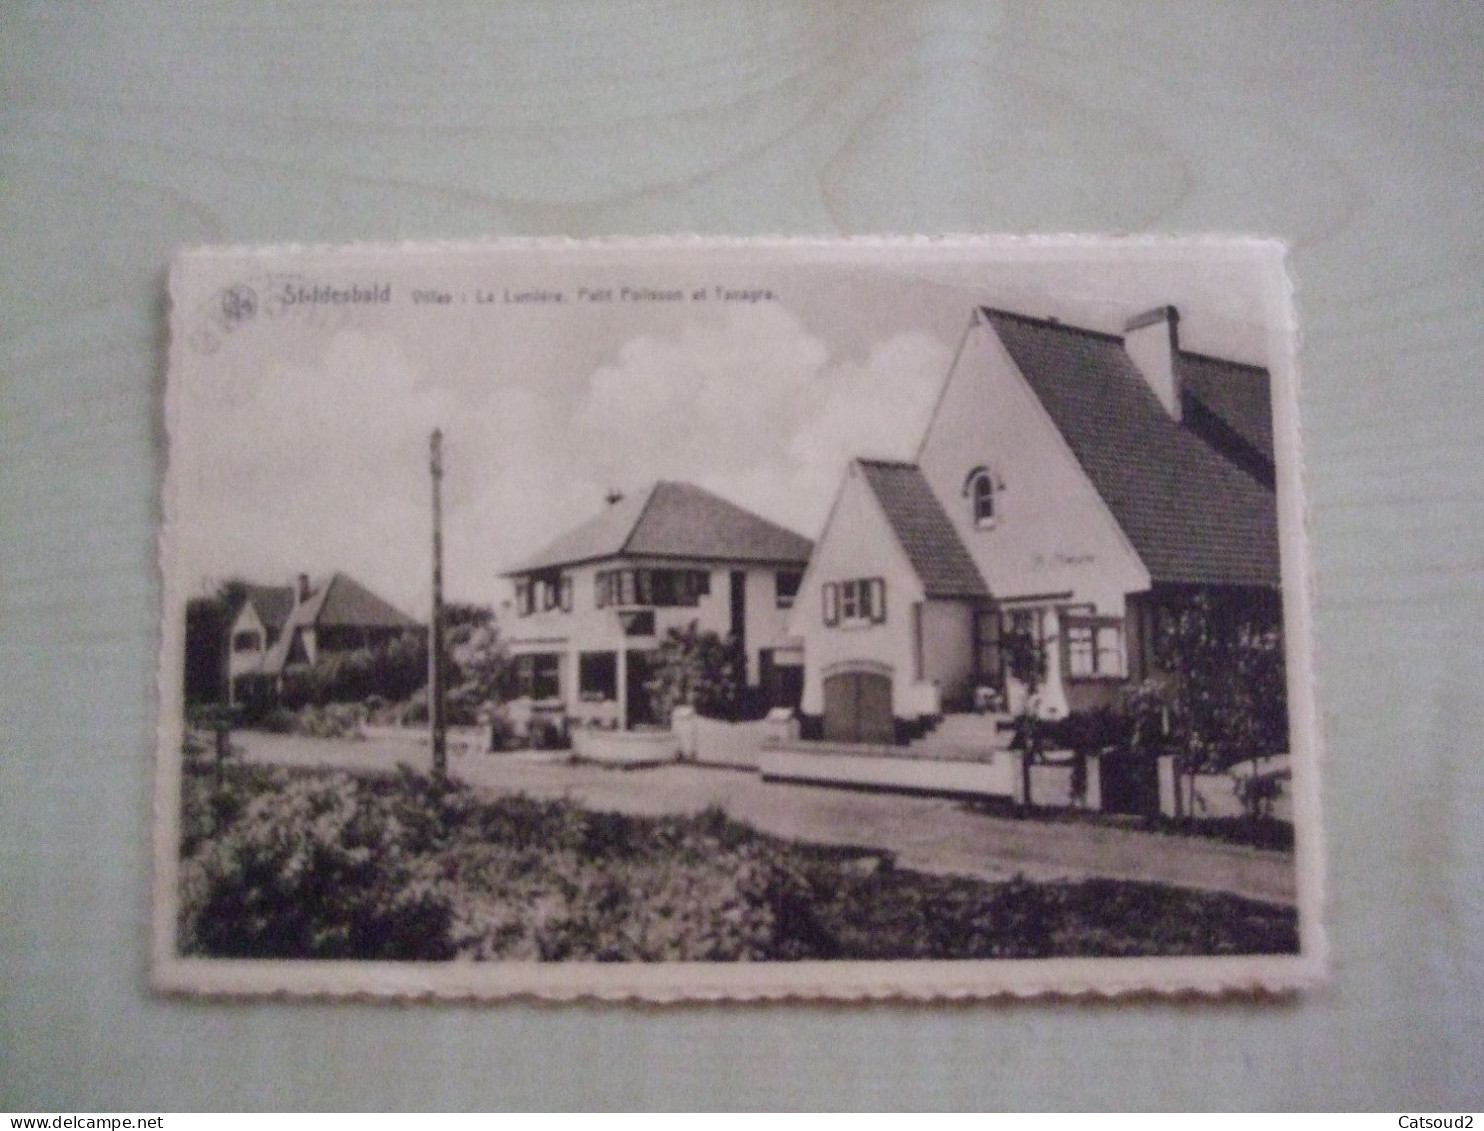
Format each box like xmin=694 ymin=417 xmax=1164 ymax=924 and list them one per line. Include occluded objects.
xmin=913 ymin=316 xmax=1150 ymax=716
xmin=791 ymin=464 xmax=946 ymax=721
xmin=795 ymin=312 xmax=1176 ymax=732
xmin=226 ymin=602 xmax=273 ymax=700
xmin=505 ymin=557 xmax=803 ymax=729
xmin=915 ymin=319 xmax=1150 ymax=617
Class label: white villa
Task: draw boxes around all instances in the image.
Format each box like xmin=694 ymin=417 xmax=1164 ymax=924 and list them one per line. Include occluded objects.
xmin=790 ymin=305 xmax=1282 ymax=746
xmin=226 ymin=572 xmax=420 ymax=704
xmin=501 ymin=481 xmax=813 ymax=731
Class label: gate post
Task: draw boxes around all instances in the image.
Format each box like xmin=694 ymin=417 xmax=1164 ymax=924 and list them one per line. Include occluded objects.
xmin=1005 ymin=747 xmax=1026 ymax=806
xmin=1157 ymin=754 xmax=1178 ymax=818
xmin=1084 ymin=752 xmax=1103 ymax=812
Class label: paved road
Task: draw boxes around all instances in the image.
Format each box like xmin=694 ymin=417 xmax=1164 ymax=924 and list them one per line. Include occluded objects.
xmin=233 ymin=731 xmax=1297 ymax=905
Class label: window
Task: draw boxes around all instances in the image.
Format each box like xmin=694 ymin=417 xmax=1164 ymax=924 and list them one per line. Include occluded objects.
xmin=232 ymin=630 xmax=261 ymax=653
xmin=540 ymin=575 xmax=572 ymax=612
xmin=514 ymin=579 xmax=534 ymax=617
xmin=579 ymin=651 xmax=617 ymax=700
xmin=595 ymin=568 xmax=709 ymax=608
xmin=775 ymin=570 xmax=803 ymax=609
xmin=963 ymin=465 xmax=998 ymax=529
xmin=1064 ymin=615 xmax=1126 ymax=678
xmin=515 ymin=573 xmax=571 ymax=615
xmin=822 ymin=577 xmax=886 ymax=627
xmin=515 ymin=653 xmax=562 ymax=700
xmin=1005 ymin=608 xmax=1045 ymax=648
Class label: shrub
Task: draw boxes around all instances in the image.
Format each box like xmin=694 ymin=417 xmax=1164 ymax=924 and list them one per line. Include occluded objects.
xmin=179 ymin=768 xmax=1298 ymax=962
xmin=645 ymin=622 xmax=747 ymax=724
xmin=1035 ymin=706 xmax=1130 ymax=753
xmin=179 ymin=770 xmax=455 ymax=960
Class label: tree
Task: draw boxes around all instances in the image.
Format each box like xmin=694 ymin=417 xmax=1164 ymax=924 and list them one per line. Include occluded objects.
xmin=183 ymin=578 xmax=250 ymax=704
xmin=644 ymin=621 xmax=747 ymax=725
xmin=1126 ymin=590 xmax=1288 ymax=817
xmin=446 ymin=609 xmax=508 ymax=723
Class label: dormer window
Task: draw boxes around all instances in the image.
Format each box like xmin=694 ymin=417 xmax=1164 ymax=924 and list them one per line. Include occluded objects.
xmin=964 ymin=465 xmax=997 ymax=529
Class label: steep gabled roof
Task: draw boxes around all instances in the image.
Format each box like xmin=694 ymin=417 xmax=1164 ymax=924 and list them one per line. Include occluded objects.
xmin=857 ymin=459 xmax=990 ymax=600
xmin=261 ymin=572 xmax=418 ymax=672
xmin=312 ymin=573 xmax=420 ymax=630
xmin=241 ymin=584 xmax=295 ymax=631
xmin=1178 ymin=352 xmax=1277 ymax=488
xmin=982 ymin=309 xmax=1279 ymax=588
xmin=507 ymin=480 xmax=812 ymax=574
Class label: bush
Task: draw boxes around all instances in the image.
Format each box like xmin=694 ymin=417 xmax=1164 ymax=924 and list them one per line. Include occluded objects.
xmin=274 ymin=632 xmax=428 ymax=711
xmin=1038 ymin=706 xmax=1131 ymax=753
xmin=645 ymin=622 xmax=748 ymax=724
xmin=179 ymin=768 xmax=1298 ymax=962
xmin=179 ymin=769 xmax=455 ymax=959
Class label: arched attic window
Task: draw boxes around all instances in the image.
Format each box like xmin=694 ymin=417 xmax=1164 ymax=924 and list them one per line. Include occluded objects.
xmin=962 ymin=465 xmax=999 ymax=529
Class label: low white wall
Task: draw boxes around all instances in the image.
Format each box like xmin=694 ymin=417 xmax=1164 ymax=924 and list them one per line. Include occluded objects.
xmin=672 ymin=710 xmax=795 ymax=769
xmin=1024 ymin=753 xmax=1103 ymax=810
xmin=761 ymin=745 xmax=1022 ymax=800
xmin=571 ymin=727 xmax=679 ymax=765
xmin=1158 ymin=754 xmax=1293 ymax=822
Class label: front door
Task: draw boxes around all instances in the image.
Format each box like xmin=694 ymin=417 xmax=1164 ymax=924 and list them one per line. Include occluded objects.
xmin=973 ymin=606 xmax=1003 ymax=692
xmin=822 ymin=670 xmax=894 ymax=745
xmin=625 ymin=649 xmax=655 ymax=728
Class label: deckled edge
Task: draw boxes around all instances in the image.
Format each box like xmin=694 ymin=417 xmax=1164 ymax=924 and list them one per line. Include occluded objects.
xmin=150 ymin=233 xmax=1325 ymax=1004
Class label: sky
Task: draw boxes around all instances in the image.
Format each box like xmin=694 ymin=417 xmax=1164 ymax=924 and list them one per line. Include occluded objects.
xmin=168 ymin=239 xmax=1286 ymax=617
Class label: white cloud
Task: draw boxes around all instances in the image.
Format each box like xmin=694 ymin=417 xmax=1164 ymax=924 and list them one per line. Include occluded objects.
xmin=179 ymin=331 xmax=458 ymax=613
xmin=179 ymin=309 xmax=951 ymax=614
xmin=569 ymin=305 xmax=948 ymax=537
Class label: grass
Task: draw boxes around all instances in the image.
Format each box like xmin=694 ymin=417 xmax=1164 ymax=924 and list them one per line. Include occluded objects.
xmin=177 ymin=756 xmax=1299 ymax=962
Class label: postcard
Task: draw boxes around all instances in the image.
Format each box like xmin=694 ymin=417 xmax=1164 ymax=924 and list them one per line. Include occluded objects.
xmin=155 ymin=236 xmax=1323 ymax=999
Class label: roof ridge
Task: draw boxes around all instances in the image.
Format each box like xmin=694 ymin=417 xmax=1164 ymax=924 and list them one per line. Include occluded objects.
xmin=855 ymin=456 xmax=918 ymax=469
xmin=616 ymin=481 xmax=664 ymax=556
xmin=980 ymin=306 xmax=1124 ymax=344
xmin=1178 ymin=348 xmax=1268 ymax=373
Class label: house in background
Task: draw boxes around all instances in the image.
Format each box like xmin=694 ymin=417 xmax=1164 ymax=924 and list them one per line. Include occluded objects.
xmin=226 ymin=571 xmax=420 ymax=704
xmin=223 ymin=583 xmax=298 ymax=702
xmin=792 ymin=304 xmax=1283 ymax=745
xmin=502 ymin=481 xmax=813 ymax=730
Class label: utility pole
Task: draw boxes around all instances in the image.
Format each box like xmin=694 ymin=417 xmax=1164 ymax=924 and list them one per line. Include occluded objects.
xmin=429 ymin=428 xmax=447 ymax=778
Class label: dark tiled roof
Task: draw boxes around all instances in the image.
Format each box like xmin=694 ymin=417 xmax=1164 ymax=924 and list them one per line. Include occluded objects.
xmin=1179 ymin=351 xmax=1276 ymax=481
xmin=508 ymin=481 xmax=812 ymax=574
xmin=505 ymin=491 xmax=651 ymax=574
xmin=857 ymin=460 xmax=990 ymax=599
xmin=261 ymin=572 xmax=418 ymax=672
xmin=983 ymin=309 xmax=1279 ymax=588
xmin=242 ymin=584 xmax=294 ymax=631
xmin=312 ymin=573 xmax=419 ymax=629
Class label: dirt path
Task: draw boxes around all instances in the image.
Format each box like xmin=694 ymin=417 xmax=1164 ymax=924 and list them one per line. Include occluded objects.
xmin=233 ymin=732 xmax=1297 ymax=905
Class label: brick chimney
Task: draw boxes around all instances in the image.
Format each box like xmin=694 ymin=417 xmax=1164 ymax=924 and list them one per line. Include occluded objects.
xmin=1124 ymin=305 xmax=1182 ymax=420
xmin=296 ymin=573 xmax=311 ymax=603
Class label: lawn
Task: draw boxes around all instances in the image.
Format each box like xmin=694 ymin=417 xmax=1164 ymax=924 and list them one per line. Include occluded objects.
xmin=177 ymin=755 xmax=1298 ymax=962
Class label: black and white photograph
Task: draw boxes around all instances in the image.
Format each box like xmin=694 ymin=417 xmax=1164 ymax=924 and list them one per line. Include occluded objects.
xmin=155 ymin=237 xmax=1321 ymax=999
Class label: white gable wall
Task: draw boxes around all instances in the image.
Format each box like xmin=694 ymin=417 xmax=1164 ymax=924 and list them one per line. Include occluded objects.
xmin=792 ymin=463 xmax=938 ymax=720
xmin=915 ymin=318 xmax=1150 ymax=717
xmin=917 ymin=318 xmax=1150 ymax=615
xmin=226 ymin=602 xmax=268 ymax=686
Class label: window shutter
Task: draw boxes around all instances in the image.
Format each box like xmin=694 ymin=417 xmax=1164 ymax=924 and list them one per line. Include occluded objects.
xmin=560 ymin=576 xmax=573 ymax=612
xmin=823 ymin=582 xmax=839 ymax=626
xmin=870 ymin=577 xmax=887 ymax=623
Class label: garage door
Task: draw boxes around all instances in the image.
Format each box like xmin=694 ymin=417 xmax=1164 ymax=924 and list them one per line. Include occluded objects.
xmin=822 ymin=670 xmax=894 ymax=745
